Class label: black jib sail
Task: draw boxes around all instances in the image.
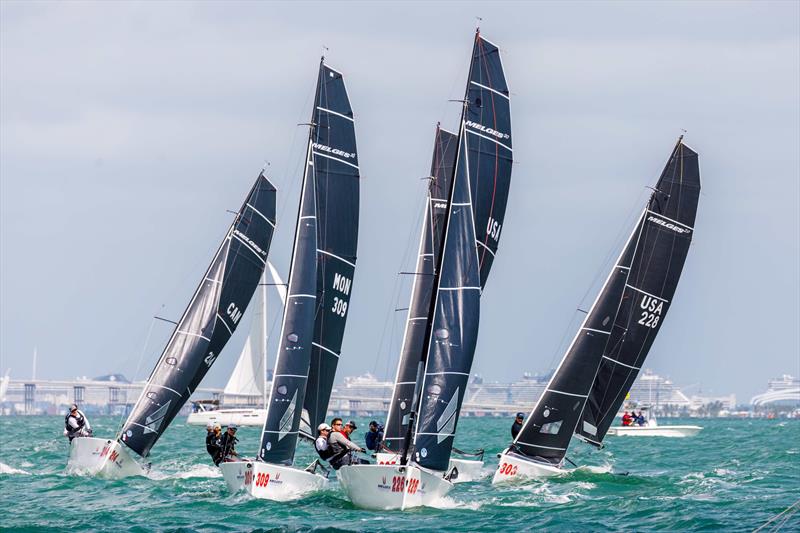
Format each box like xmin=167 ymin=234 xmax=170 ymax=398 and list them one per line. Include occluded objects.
xmin=411 ymin=117 xmax=481 ymax=472
xmin=259 ymin=61 xmax=359 ymax=465
xmin=576 ymin=139 xmax=700 ymax=446
xmin=383 ymin=127 xmax=458 ymax=451
xmin=119 ymin=173 xmax=277 ymax=458
xmin=511 ymin=138 xmax=700 ymax=465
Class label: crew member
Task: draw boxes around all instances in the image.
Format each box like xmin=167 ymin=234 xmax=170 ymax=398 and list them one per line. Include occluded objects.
xmin=64 ymin=404 xmax=92 ymax=442
xmin=511 ymin=412 xmax=524 ymax=439
xmin=621 ymin=411 xmax=633 ymax=426
xmin=215 ymin=424 xmax=239 ymax=465
xmin=327 ymin=418 xmax=367 ymax=470
xmin=365 ymin=420 xmax=384 ymax=451
xmin=314 ymin=423 xmax=334 ymax=461
xmin=205 ymin=422 xmax=221 ymax=463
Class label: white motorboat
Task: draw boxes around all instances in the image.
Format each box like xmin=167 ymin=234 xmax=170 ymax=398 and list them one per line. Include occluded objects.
xmin=337 ymin=463 xmax=452 ymax=511
xmin=607 ymin=416 xmax=702 ymax=437
xmin=220 ymin=460 xmax=327 ymax=501
xmin=187 ymin=407 xmax=267 ymax=427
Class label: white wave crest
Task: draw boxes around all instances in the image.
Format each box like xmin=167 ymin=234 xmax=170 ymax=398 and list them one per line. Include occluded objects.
xmin=0 ymin=462 xmax=30 ymax=475
xmin=147 ymin=464 xmax=222 ymax=480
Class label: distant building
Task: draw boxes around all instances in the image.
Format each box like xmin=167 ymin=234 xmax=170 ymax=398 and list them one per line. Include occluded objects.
xmin=751 ymin=375 xmax=800 ymax=409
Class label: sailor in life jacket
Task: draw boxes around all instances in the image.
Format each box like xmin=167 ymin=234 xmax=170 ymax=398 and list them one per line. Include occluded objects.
xmin=64 ymin=404 xmax=92 ymax=442
xmin=314 ymin=423 xmax=334 ymax=461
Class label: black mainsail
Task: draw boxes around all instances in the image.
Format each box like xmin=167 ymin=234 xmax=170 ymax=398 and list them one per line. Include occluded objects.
xmin=120 ymin=174 xmax=277 ymax=458
xmin=385 ymin=31 xmax=512 ymax=456
xmin=464 ymin=35 xmax=513 ymax=288
xmin=303 ymin=63 xmax=360 ymax=436
xmin=510 ymin=138 xmax=700 ymax=465
xmin=383 ymin=127 xmax=458 ymax=451
xmin=259 ymin=61 xmax=359 ymax=465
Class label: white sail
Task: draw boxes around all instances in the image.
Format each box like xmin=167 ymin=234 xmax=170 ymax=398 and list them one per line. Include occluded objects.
xmin=223 ymin=262 xmax=286 ymax=401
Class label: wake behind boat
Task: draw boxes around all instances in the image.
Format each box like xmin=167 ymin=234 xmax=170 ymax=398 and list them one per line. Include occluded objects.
xmin=340 ymin=29 xmax=511 ymax=509
xmin=221 ymin=57 xmax=360 ymax=501
xmin=67 ymin=174 xmax=277 ymax=478
xmin=494 ymin=137 xmax=701 ymax=484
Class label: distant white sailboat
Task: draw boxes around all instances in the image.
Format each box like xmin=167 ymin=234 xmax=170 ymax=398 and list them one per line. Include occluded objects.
xmin=186 ymin=262 xmax=286 ymax=427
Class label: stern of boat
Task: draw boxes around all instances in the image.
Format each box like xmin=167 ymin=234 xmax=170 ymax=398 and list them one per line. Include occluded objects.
xmin=337 ymin=463 xmax=452 ymax=510
xmin=221 ymin=460 xmax=327 ymax=501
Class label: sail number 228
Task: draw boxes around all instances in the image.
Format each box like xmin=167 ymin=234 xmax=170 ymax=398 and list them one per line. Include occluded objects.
xmin=637 ymin=295 xmax=664 ymax=329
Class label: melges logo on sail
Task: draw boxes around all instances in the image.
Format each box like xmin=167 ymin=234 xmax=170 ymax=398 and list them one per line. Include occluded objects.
xmin=312 ymin=143 xmax=356 ymax=160
xmin=646 ymin=215 xmax=691 ymax=235
xmin=465 ymin=120 xmax=510 ymax=140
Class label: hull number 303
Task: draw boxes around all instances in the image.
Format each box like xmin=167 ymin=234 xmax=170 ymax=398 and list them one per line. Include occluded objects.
xmin=498 ymin=462 xmax=518 ymax=476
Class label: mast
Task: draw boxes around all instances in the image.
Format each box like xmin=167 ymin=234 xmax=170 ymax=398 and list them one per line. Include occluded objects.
xmin=119 ymin=173 xmax=277 ymax=458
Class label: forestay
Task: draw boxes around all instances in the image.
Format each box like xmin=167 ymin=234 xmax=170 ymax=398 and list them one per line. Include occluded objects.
xmin=383 ymin=127 xmax=457 ymax=451
xmin=120 ymin=173 xmax=277 ymax=458
xmin=260 ymin=61 xmax=359 ymax=465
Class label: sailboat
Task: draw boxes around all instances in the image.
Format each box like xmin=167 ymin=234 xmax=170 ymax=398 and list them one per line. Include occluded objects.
xmin=186 ymin=262 xmax=286 ymax=427
xmin=493 ymin=137 xmax=701 ymax=483
xmin=219 ymin=57 xmax=360 ymax=501
xmin=338 ymin=30 xmax=511 ymax=510
xmin=66 ymin=173 xmax=277 ymax=478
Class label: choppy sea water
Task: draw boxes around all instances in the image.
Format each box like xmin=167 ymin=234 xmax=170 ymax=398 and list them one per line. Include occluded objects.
xmin=1 ymin=416 xmax=798 ymax=531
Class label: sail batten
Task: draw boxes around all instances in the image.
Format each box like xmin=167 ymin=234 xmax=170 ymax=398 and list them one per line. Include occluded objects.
xmin=119 ymin=173 xmax=277 ymax=458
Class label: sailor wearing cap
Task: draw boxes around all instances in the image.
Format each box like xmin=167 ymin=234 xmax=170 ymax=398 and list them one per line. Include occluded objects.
xmin=314 ymin=423 xmax=335 ymax=461
xmin=215 ymin=424 xmax=239 ymax=466
xmin=64 ymin=404 xmax=92 ymax=442
xmin=205 ymin=422 xmax=222 ymax=462
xmin=511 ymin=412 xmax=525 ymax=439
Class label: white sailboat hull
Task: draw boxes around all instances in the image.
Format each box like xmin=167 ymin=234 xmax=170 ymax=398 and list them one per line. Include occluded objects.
xmin=66 ymin=437 xmax=145 ymax=478
xmin=220 ymin=460 xmax=327 ymax=501
xmin=186 ymin=408 xmax=267 ymax=427
xmin=492 ymin=449 xmax=566 ymax=484
xmin=375 ymin=452 xmax=483 ymax=483
xmin=337 ymin=463 xmax=452 ymax=510
xmin=607 ymin=424 xmax=702 ymax=437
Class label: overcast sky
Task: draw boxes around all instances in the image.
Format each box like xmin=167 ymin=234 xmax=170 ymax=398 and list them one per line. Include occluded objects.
xmin=1 ymin=1 xmax=798 ymax=402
